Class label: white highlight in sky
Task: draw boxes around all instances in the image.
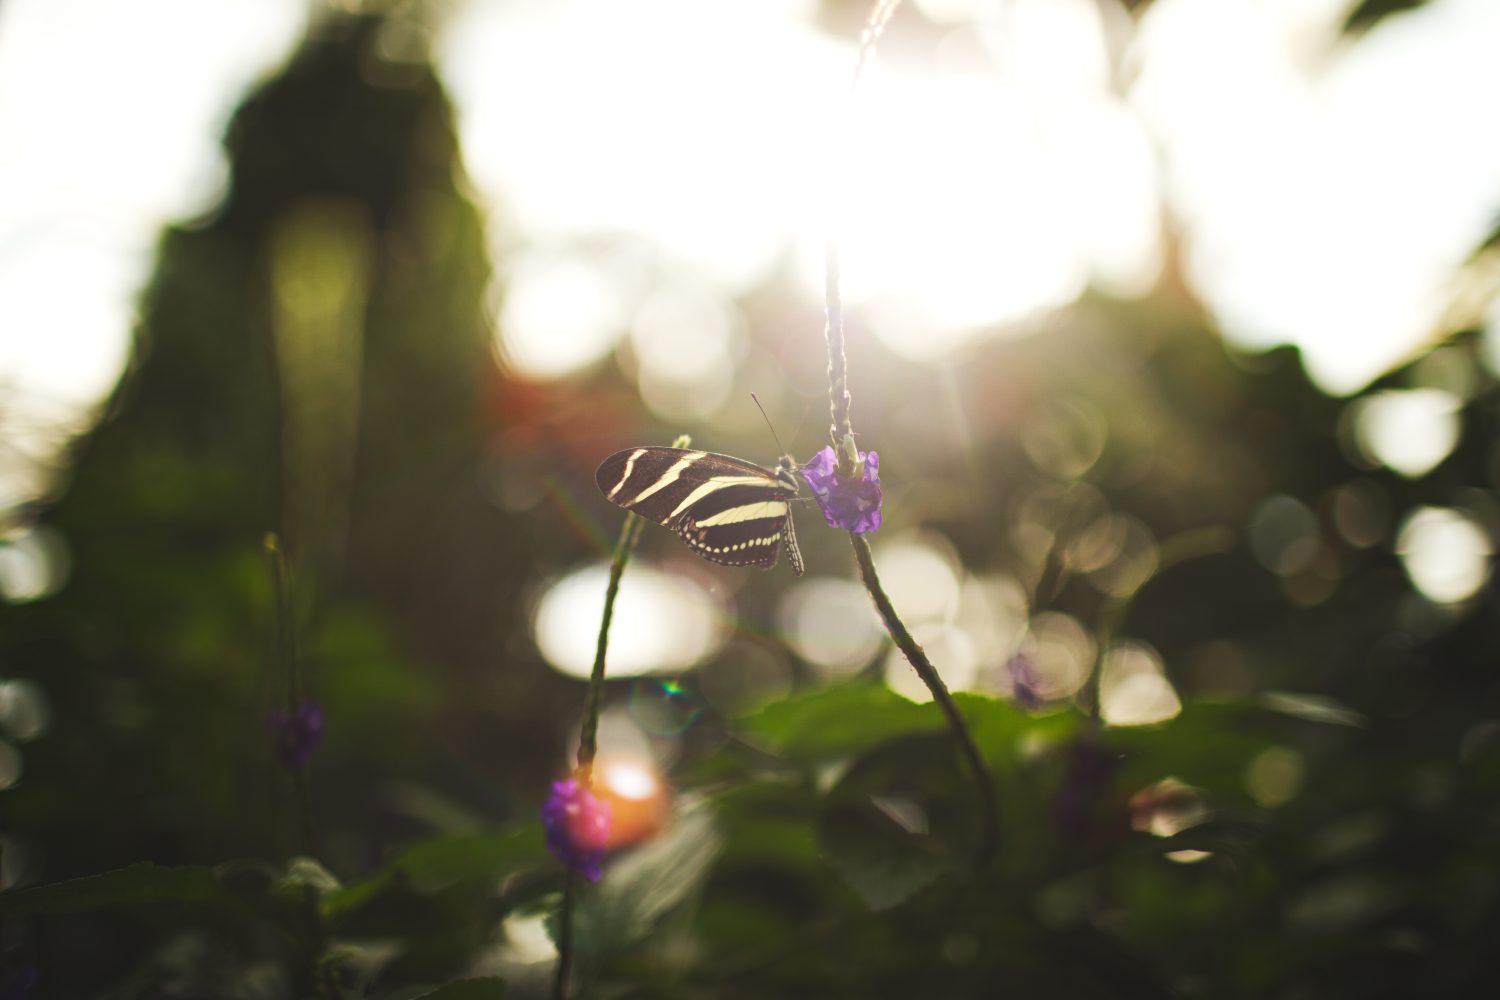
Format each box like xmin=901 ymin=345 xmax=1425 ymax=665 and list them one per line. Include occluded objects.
xmin=443 ymin=0 xmax=1163 ymax=375
xmin=0 ymin=0 xmax=304 ymax=499
xmin=1133 ymin=0 xmax=1500 ymax=394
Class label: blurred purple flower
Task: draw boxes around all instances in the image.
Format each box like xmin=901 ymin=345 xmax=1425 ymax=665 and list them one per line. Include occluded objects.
xmin=802 ymin=445 xmax=883 ymax=534
xmin=1006 ymin=653 xmax=1043 ymax=711
xmin=268 ymin=701 xmax=324 ymax=769
xmin=542 ymin=778 xmax=611 ymax=881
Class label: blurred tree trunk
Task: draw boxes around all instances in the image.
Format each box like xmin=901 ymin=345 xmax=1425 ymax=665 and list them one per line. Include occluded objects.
xmin=0 ymin=12 xmax=564 ymax=885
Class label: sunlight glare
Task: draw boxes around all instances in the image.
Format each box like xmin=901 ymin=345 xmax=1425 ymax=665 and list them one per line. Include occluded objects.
xmin=630 ymin=280 xmax=742 ymax=422
xmin=0 ymin=0 xmax=304 ymax=502
xmin=1133 ymin=0 xmax=1500 ymax=393
xmin=1100 ymin=641 xmax=1181 ymax=726
xmin=533 ymin=562 xmax=725 ymax=678
xmin=870 ymin=533 xmax=963 ymax=625
xmin=444 ymin=0 xmax=843 ymax=297
xmin=1351 ymin=389 xmax=1461 ymax=478
xmin=777 ymin=577 xmax=885 ymax=676
xmin=600 ymin=760 xmax=658 ymax=801
xmin=1395 ymin=506 xmax=1492 ymax=605
xmin=0 ymin=526 xmax=69 ymax=604
xmin=496 ymin=250 xmax=631 ymax=379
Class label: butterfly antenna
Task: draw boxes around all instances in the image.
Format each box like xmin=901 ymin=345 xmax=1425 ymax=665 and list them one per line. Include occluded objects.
xmin=750 ymin=392 xmax=788 ymax=456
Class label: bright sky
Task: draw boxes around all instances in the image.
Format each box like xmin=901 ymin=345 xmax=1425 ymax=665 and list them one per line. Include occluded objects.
xmin=2 ymin=0 xmax=1497 ymax=485
xmin=0 ymin=0 xmax=305 ymax=507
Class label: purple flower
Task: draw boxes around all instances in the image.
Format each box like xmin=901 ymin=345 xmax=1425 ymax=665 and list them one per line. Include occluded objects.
xmin=268 ymin=701 xmax=324 ymax=769
xmin=1006 ymin=653 xmax=1043 ymax=711
xmin=541 ymin=778 xmax=612 ymax=881
xmin=802 ymin=445 xmax=883 ymax=534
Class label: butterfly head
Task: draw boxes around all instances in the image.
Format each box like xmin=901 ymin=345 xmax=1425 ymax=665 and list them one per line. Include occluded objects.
xmin=774 ymin=454 xmax=801 ymax=492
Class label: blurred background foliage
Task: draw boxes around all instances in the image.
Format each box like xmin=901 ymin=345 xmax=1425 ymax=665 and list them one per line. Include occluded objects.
xmin=2 ymin=1 xmax=1499 ymax=997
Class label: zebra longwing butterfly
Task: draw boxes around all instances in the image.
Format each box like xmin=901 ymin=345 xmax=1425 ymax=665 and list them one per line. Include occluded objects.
xmin=595 ymin=447 xmax=804 ymax=576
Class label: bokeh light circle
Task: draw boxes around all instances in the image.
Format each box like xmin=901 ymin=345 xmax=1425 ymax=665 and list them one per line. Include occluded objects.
xmin=533 ymin=562 xmax=725 ymax=679
xmin=1395 ymin=506 xmax=1492 ymax=605
xmin=777 ymin=577 xmax=885 ymax=677
xmin=1099 ymin=641 xmax=1181 ymax=726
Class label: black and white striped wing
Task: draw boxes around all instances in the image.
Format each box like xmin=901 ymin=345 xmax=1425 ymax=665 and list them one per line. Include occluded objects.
xmin=595 ymin=447 xmax=803 ymax=575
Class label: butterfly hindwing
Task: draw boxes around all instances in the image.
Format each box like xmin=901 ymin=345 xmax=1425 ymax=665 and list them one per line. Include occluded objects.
xmin=595 ymin=447 xmax=803 ymax=574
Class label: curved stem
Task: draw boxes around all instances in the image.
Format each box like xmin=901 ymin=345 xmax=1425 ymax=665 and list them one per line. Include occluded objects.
xmin=553 ymin=435 xmax=687 ymax=1000
xmin=849 ymin=533 xmax=999 ymax=864
xmin=576 ymin=511 xmax=646 ymax=780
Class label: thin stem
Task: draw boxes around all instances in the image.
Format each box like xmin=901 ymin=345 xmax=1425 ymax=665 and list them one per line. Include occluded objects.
xmin=575 ymin=511 xmax=646 ymax=780
xmin=850 ymin=533 xmax=999 ymax=864
xmin=825 ymin=244 xmax=852 ymax=471
xmin=822 ymin=0 xmax=997 ymax=860
xmin=551 ymin=869 xmax=578 ymax=1000
xmin=553 ymin=434 xmax=688 ymax=1000
xmin=265 ymin=533 xmax=314 ymax=853
xmin=265 ymin=534 xmax=299 ymax=710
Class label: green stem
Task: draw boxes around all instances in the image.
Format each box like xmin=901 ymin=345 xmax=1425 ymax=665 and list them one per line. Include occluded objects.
xmin=265 ymin=533 xmax=314 ymax=853
xmin=575 ymin=511 xmax=646 ymax=780
xmin=265 ymin=534 xmax=299 ymax=710
xmin=551 ymin=869 xmax=579 ymax=1000
xmin=553 ymin=434 xmax=687 ymax=1000
xmin=850 ymin=533 xmax=999 ymax=864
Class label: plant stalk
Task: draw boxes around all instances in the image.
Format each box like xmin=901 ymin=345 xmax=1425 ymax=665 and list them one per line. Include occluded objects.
xmin=850 ymin=533 xmax=998 ymax=863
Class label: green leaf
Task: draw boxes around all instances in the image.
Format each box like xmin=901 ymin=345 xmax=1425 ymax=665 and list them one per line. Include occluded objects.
xmin=1108 ymin=700 xmax=1282 ymax=800
xmin=324 ymin=826 xmax=547 ymax=918
xmin=738 ymin=682 xmax=944 ymax=761
xmin=819 ymin=796 xmax=958 ymax=911
xmin=412 ymin=978 xmax=507 ymax=999
xmin=0 ymin=863 xmax=230 ymax=915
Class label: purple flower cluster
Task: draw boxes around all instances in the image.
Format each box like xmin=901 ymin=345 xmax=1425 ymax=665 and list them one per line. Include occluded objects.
xmin=802 ymin=446 xmax=883 ymax=534
xmin=541 ymin=778 xmax=612 ymax=881
xmin=267 ymin=701 xmax=324 ymax=769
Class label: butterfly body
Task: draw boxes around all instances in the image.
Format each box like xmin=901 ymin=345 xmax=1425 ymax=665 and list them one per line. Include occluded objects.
xmin=595 ymin=447 xmax=805 ymax=576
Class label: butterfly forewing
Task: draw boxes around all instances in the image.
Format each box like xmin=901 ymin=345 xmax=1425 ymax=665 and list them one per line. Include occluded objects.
xmin=595 ymin=447 xmax=803 ymax=574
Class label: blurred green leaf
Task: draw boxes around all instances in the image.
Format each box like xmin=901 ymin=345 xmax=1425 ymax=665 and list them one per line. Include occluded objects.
xmin=1109 ymin=698 xmax=1350 ymax=801
xmin=819 ymin=797 xmax=959 ymax=911
xmin=738 ymin=683 xmax=943 ymax=762
xmin=324 ymin=826 xmax=546 ymax=918
xmin=0 ymin=864 xmax=233 ymax=916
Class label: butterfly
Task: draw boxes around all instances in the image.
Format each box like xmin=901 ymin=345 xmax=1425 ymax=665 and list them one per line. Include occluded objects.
xmin=595 ymin=447 xmax=804 ymax=576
